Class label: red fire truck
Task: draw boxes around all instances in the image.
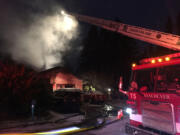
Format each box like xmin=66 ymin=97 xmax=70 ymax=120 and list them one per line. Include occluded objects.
xmin=125 ymin=53 xmax=180 ymax=135
xmin=64 ymin=11 xmax=180 ymax=134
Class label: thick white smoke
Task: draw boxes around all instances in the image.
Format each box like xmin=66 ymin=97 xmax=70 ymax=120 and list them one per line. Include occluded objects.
xmin=3 ymin=11 xmax=78 ymax=70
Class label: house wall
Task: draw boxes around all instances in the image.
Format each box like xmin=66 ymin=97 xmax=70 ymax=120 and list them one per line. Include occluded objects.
xmin=50 ymin=72 xmax=82 ymax=91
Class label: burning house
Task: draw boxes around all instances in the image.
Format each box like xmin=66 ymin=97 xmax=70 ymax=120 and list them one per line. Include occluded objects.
xmin=40 ymin=67 xmax=83 ymax=92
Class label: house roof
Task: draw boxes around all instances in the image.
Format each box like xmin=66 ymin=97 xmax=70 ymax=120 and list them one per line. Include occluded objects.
xmin=39 ymin=67 xmax=82 ymax=80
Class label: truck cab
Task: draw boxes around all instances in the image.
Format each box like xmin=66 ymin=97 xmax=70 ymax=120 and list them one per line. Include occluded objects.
xmin=126 ymin=53 xmax=180 ymax=135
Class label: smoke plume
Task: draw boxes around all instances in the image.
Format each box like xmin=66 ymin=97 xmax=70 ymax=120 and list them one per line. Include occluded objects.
xmin=0 ymin=0 xmax=79 ymax=70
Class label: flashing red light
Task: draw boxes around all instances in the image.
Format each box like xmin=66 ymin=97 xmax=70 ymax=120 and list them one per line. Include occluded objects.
xmin=140 ymin=52 xmax=180 ymax=64
xmin=151 ymin=59 xmax=156 ymax=64
xmin=165 ymin=57 xmax=170 ymax=61
xmin=132 ymin=63 xmax=136 ymax=67
xmin=158 ymin=58 xmax=162 ymax=62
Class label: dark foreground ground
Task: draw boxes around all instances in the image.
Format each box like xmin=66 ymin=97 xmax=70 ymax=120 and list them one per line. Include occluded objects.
xmin=74 ymin=116 xmax=128 ymax=135
xmin=0 ymin=99 xmax=128 ymax=134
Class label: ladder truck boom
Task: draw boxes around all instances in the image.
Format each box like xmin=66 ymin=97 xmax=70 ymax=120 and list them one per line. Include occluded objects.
xmin=69 ymin=13 xmax=180 ymax=51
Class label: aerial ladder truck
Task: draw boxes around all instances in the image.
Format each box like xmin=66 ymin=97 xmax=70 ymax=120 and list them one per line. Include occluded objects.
xmin=65 ymin=11 xmax=180 ymax=135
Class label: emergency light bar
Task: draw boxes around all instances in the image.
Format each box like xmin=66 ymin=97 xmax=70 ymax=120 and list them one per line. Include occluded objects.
xmin=139 ymin=52 xmax=180 ymax=64
xmin=131 ymin=52 xmax=180 ymax=69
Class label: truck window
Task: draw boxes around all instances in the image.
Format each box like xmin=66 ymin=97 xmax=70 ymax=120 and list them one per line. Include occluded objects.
xmin=131 ymin=65 xmax=180 ymax=93
xmin=157 ymin=65 xmax=180 ymax=92
xmin=131 ymin=68 xmax=155 ymax=92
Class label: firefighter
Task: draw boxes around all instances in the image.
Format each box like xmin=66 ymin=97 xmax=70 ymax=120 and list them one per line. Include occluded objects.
xmin=168 ymin=78 xmax=180 ymax=90
xmin=157 ymin=80 xmax=167 ymax=91
xmin=156 ymin=75 xmax=167 ymax=91
xmin=129 ymin=81 xmax=138 ymax=91
xmin=174 ymin=78 xmax=180 ymax=89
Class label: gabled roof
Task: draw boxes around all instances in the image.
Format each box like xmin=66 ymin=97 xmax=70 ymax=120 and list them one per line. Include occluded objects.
xmin=39 ymin=66 xmax=82 ymax=80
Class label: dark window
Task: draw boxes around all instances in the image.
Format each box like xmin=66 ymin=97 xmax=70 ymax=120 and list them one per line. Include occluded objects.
xmin=65 ymin=84 xmax=75 ymax=88
xmin=156 ymin=65 xmax=180 ymax=92
xmin=133 ymin=68 xmax=155 ymax=92
xmin=131 ymin=64 xmax=180 ymax=93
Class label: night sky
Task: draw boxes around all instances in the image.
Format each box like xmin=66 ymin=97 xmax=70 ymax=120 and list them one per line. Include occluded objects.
xmin=60 ymin=0 xmax=180 ymax=66
xmin=61 ymin=0 xmax=180 ymax=32
xmin=1 ymin=0 xmax=180 ymax=91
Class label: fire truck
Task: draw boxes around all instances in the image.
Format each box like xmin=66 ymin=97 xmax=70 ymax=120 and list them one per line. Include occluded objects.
xmin=65 ymin=11 xmax=180 ymax=134
xmin=125 ymin=53 xmax=180 ymax=135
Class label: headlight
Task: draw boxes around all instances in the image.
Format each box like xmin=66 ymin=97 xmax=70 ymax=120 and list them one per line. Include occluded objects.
xmin=126 ymin=108 xmax=133 ymax=115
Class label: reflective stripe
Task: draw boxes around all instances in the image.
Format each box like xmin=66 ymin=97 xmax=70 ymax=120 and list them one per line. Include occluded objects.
xmin=176 ymin=123 xmax=180 ymax=133
xmin=129 ymin=114 xmax=142 ymax=123
xmin=36 ymin=126 xmax=80 ymax=134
